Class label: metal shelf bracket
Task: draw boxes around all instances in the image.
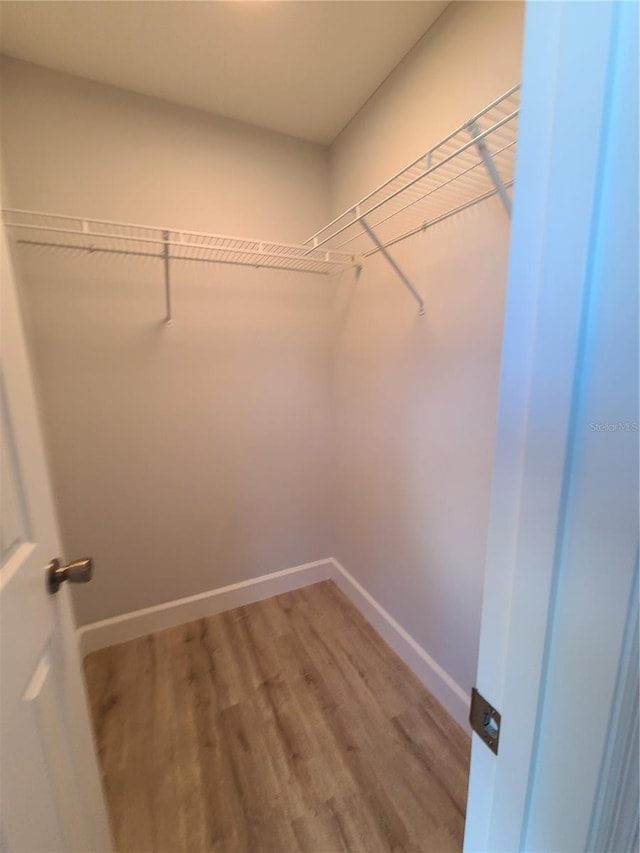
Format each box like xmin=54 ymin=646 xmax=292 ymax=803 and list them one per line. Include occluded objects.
xmin=360 ymin=216 xmax=425 ymax=316
xmin=467 ymin=119 xmax=512 ymax=217
xmin=162 ymin=230 xmax=173 ymax=326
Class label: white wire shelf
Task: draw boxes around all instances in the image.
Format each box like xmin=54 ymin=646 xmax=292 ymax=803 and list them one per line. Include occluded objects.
xmin=2 ymin=210 xmax=357 ymax=276
xmin=306 ymin=84 xmax=520 ymax=261
xmin=3 ymin=210 xmax=359 ymax=324
xmin=3 ymin=85 xmax=520 ymax=321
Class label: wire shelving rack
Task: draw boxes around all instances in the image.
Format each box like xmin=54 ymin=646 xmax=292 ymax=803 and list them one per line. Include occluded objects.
xmin=3 ymin=85 xmax=520 ymax=321
xmin=305 ymin=84 xmax=520 ymax=313
xmin=1 ymin=211 xmax=358 ymax=324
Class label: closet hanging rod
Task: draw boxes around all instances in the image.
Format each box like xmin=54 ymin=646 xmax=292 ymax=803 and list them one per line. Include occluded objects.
xmin=12 ymin=237 xmax=354 ymax=279
xmin=13 ymin=240 xmax=162 ymax=260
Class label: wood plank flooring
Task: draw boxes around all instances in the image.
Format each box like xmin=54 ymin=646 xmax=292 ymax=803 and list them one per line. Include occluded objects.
xmin=84 ymin=580 xmax=470 ymax=853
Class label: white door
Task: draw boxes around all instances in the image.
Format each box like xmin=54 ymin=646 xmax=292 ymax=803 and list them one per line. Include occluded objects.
xmin=0 ymin=204 xmax=112 ymax=851
xmin=465 ymin=1 xmax=638 ymax=851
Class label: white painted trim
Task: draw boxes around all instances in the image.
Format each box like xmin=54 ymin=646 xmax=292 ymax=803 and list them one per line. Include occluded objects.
xmin=330 ymin=559 xmax=470 ymax=731
xmin=77 ymin=559 xmax=333 ymax=656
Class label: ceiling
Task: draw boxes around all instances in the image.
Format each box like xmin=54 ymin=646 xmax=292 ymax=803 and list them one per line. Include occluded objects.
xmin=0 ymin=1 xmax=449 ymax=145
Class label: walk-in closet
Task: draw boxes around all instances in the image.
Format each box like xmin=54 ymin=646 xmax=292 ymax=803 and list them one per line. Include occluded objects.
xmin=1 ymin=2 xmax=529 ymax=850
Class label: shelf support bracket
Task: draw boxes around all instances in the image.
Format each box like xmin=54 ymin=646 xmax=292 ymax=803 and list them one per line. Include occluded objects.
xmin=162 ymin=230 xmax=173 ymax=326
xmin=468 ymin=120 xmax=512 ymax=217
xmin=360 ymin=216 xmax=424 ymax=316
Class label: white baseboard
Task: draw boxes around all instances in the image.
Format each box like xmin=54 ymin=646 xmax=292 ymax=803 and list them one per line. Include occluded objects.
xmin=77 ymin=554 xmax=469 ymax=731
xmin=330 ymin=558 xmax=470 ymax=731
xmin=77 ymin=558 xmax=333 ymax=657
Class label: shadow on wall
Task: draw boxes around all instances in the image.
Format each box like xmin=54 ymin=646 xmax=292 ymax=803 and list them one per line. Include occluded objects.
xmin=329 ymin=199 xmax=511 ymax=692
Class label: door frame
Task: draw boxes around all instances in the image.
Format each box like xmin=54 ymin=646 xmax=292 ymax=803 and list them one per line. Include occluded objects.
xmin=464 ymin=1 xmax=638 ymax=850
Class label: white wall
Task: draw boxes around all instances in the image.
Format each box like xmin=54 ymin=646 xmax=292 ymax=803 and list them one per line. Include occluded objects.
xmin=0 ymin=57 xmax=333 ymax=626
xmin=329 ymin=1 xmax=524 ymax=702
xmin=330 ymin=1 xmax=525 ymax=213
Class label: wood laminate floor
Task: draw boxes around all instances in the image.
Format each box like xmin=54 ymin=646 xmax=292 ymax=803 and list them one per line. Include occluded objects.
xmin=84 ymin=581 xmax=470 ymax=853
